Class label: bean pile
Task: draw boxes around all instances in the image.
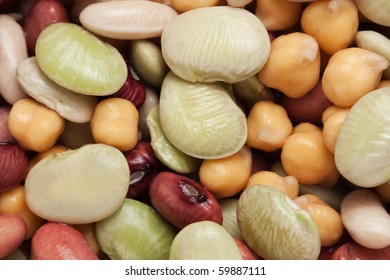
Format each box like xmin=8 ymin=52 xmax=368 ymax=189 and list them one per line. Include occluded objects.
xmin=0 ymin=0 xmax=390 ymax=260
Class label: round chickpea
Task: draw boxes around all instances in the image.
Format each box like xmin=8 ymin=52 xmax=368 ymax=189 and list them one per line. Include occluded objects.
xmin=246 ymin=100 xmax=293 ymax=152
xmin=281 ymin=123 xmax=339 ymax=187
xmin=246 ymin=170 xmax=299 ymax=199
xmin=301 ymin=0 xmax=359 ymax=55
xmin=322 ymin=105 xmax=350 ymax=154
xmin=0 ymin=185 xmax=45 ymax=239
xmin=258 ymin=32 xmax=321 ymax=99
xmin=8 ymin=98 xmax=65 ymax=152
xmin=199 ymin=145 xmax=252 ymax=198
xmin=294 ymin=194 xmax=344 ymax=247
xmin=90 ymin=97 xmax=139 ymax=151
xmin=322 ymin=47 xmax=389 ymax=108
xmin=153 ymin=0 xmax=220 ymax=13
xmin=255 ymin=0 xmax=302 ymax=31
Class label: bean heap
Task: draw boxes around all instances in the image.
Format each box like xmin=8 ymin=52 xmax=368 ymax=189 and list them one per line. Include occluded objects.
xmin=0 ymin=0 xmax=389 ymax=260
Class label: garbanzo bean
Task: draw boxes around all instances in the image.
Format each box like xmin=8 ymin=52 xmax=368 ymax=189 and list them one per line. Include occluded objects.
xmin=322 ymin=105 xmax=350 ymax=154
xmin=8 ymin=98 xmax=65 ymax=152
xmin=300 ymin=0 xmax=359 ymax=55
xmin=322 ymin=47 xmax=389 ymax=108
xmin=199 ymin=145 xmax=252 ymax=198
xmin=246 ymin=170 xmax=299 ymax=199
xmin=246 ymin=100 xmax=293 ymax=152
xmin=90 ymin=97 xmax=139 ymax=151
xmin=255 ymin=0 xmax=302 ymax=31
xmin=258 ymin=32 xmax=321 ymax=99
xmin=0 ymin=185 xmax=45 ymax=239
xmin=153 ymin=0 xmax=220 ymax=13
xmin=281 ymin=122 xmax=339 ymax=186
xmin=295 ymin=194 xmax=344 ymax=247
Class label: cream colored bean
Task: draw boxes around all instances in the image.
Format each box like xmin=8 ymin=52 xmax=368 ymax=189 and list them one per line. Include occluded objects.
xmin=17 ymin=57 xmax=98 ymax=123
xmin=341 ymin=189 xmax=390 ymax=249
xmin=354 ymin=0 xmax=390 ymax=27
xmin=0 ymin=15 xmax=29 ymax=105
xmin=79 ymin=1 xmax=178 ymax=40
xmin=355 ymin=30 xmax=390 ymax=80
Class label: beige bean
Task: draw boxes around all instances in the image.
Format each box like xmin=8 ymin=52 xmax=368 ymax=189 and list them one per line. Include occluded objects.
xmin=0 ymin=15 xmax=29 ymax=105
xmin=79 ymin=1 xmax=178 ymax=40
xmin=341 ymin=189 xmax=390 ymax=249
xmin=17 ymin=57 xmax=98 ymax=123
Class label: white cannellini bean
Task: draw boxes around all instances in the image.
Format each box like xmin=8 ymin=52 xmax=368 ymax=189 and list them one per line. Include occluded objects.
xmin=0 ymin=15 xmax=29 ymax=105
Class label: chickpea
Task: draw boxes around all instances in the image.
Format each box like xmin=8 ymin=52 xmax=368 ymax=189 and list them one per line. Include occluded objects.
xmin=8 ymin=98 xmax=65 ymax=152
xmin=322 ymin=47 xmax=389 ymax=108
xmin=258 ymin=32 xmax=321 ymax=99
xmin=0 ymin=185 xmax=45 ymax=239
xmin=246 ymin=170 xmax=299 ymax=199
xmin=90 ymin=98 xmax=139 ymax=152
xmin=199 ymin=145 xmax=252 ymax=198
xmin=322 ymin=105 xmax=350 ymax=154
xmin=255 ymin=0 xmax=302 ymax=31
xmin=295 ymin=194 xmax=344 ymax=247
xmin=246 ymin=100 xmax=293 ymax=152
xmin=281 ymin=123 xmax=339 ymax=187
xmin=301 ymin=0 xmax=359 ymax=55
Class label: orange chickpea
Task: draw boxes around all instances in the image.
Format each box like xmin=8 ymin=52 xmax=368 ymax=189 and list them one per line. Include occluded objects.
xmin=0 ymin=185 xmax=45 ymax=239
xmin=29 ymin=145 xmax=69 ymax=170
xmin=258 ymin=32 xmax=321 ymax=99
xmin=8 ymin=98 xmax=65 ymax=152
xmin=246 ymin=100 xmax=293 ymax=152
xmin=301 ymin=0 xmax=359 ymax=55
xmin=199 ymin=145 xmax=252 ymax=198
xmin=322 ymin=105 xmax=350 ymax=154
xmin=281 ymin=123 xmax=339 ymax=187
xmin=322 ymin=48 xmax=389 ymax=108
xmin=295 ymin=194 xmax=344 ymax=247
xmin=90 ymin=98 xmax=139 ymax=151
xmin=255 ymin=0 xmax=302 ymax=31
xmin=246 ymin=170 xmax=299 ymax=199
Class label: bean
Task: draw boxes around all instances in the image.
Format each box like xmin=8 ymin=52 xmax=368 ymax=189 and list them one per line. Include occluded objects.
xmin=90 ymin=98 xmax=139 ymax=152
xmin=8 ymin=98 xmax=65 ymax=152
xmin=301 ymin=0 xmax=359 ymax=55
xmin=0 ymin=214 xmax=27 ymax=259
xmin=322 ymin=105 xmax=350 ymax=154
xmin=0 ymin=15 xmax=29 ymax=105
xmin=341 ymin=189 xmax=390 ymax=249
xmin=246 ymin=100 xmax=293 ymax=152
xmin=258 ymin=32 xmax=321 ymax=99
xmin=199 ymin=145 xmax=252 ymax=198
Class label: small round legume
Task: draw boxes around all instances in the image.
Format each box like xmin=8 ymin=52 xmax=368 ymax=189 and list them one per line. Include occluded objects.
xmin=8 ymin=98 xmax=65 ymax=152
xmin=258 ymin=32 xmax=321 ymax=99
xmin=90 ymin=98 xmax=139 ymax=152
xmin=246 ymin=100 xmax=293 ymax=152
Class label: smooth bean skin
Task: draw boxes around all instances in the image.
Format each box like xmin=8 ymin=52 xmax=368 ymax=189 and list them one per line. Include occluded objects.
xmin=0 ymin=214 xmax=27 ymax=259
xmin=0 ymin=15 xmax=29 ymax=105
xmin=8 ymin=98 xmax=65 ymax=152
xmin=0 ymin=185 xmax=46 ymax=239
xmin=90 ymin=98 xmax=139 ymax=152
